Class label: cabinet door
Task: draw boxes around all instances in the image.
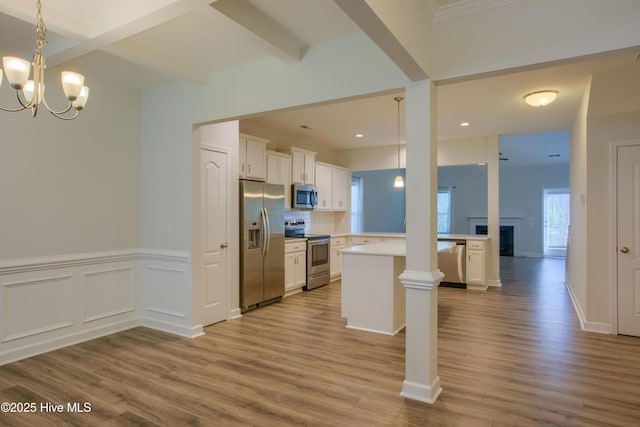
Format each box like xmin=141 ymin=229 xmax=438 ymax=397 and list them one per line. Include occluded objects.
xmin=280 ymin=156 xmax=291 ymax=210
xmin=466 ymin=250 xmax=485 ymax=285
xmin=304 ymin=153 xmax=315 ymax=184
xmin=239 ymin=139 xmax=247 ymax=177
xmin=332 ymin=167 xmax=347 ymax=211
xmin=330 ymin=244 xmax=343 ymax=279
xmin=245 ymin=139 xmax=266 ymax=180
xmin=266 ymin=153 xmax=279 ymax=184
xmin=315 ymin=164 xmax=332 ymax=210
xmin=285 ymin=252 xmax=297 ymax=291
xmin=294 ymin=252 xmax=307 ymax=287
xmin=291 ymin=151 xmax=304 ymax=184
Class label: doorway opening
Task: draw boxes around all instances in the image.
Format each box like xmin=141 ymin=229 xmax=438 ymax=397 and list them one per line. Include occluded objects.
xmin=543 ymin=188 xmax=570 ymax=257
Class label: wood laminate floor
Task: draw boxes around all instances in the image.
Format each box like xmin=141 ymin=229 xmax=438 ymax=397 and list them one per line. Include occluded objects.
xmin=1 ymin=257 xmax=639 ymax=426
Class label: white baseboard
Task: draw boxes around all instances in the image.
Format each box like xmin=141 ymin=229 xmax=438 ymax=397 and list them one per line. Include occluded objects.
xmin=401 ymin=377 xmax=442 ymax=404
xmin=228 ymin=308 xmax=242 ymax=320
xmin=564 ymin=281 xmax=611 ymax=334
xmin=487 ymin=279 xmax=502 ymax=287
xmin=0 ymin=319 xmax=138 ymax=366
xmin=139 ymin=317 xmax=203 ymax=338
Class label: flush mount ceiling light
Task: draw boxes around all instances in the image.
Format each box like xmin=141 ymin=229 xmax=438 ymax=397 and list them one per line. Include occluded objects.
xmin=0 ymin=0 xmax=89 ymax=120
xmin=524 ymin=90 xmax=558 ymax=107
xmin=460 ymin=122 xmax=470 ymax=127
xmin=393 ymin=96 xmax=404 ymax=188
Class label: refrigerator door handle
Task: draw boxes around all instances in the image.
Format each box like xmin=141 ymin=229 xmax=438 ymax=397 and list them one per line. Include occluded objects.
xmin=260 ymin=208 xmax=267 ymax=258
xmin=264 ymin=207 xmax=271 ymax=255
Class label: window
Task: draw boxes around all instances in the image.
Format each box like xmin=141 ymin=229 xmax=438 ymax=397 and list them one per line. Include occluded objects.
xmin=351 ymin=176 xmax=364 ymax=233
xmin=437 ymin=187 xmax=451 ymax=234
xmin=543 ymin=188 xmax=570 ymax=257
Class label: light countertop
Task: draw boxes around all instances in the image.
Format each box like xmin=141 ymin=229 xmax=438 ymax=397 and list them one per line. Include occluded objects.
xmin=341 ymin=240 xmax=456 ymax=256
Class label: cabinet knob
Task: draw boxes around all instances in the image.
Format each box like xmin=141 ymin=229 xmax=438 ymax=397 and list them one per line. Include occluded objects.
xmin=621 ymin=246 xmax=630 ymax=254
xmin=220 ymin=242 xmax=228 ymax=248
xmin=247 ymin=164 xmax=251 ymax=173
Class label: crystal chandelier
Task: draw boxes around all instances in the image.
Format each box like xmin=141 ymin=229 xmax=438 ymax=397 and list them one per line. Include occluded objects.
xmin=0 ymin=0 xmax=89 ymax=120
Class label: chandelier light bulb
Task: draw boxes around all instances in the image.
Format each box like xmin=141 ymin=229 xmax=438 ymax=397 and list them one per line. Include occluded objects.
xmin=72 ymin=86 xmax=89 ymax=110
xmin=3 ymin=57 xmax=30 ymax=89
xmin=22 ymin=80 xmax=45 ymax=104
xmin=61 ymin=71 xmax=84 ymax=101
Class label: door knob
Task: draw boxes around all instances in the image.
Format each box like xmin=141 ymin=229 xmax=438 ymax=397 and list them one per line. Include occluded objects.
xmin=220 ymin=242 xmax=228 ymax=249
xmin=620 ymin=247 xmax=630 ymax=254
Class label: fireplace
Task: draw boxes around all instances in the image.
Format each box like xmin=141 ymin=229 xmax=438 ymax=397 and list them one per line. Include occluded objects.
xmin=476 ymin=225 xmax=514 ymax=256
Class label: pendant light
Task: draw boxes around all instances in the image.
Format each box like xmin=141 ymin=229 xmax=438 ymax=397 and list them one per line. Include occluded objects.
xmin=393 ymin=96 xmax=404 ymax=188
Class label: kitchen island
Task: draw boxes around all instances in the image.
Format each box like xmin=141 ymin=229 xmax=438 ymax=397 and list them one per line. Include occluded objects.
xmin=340 ymin=240 xmax=456 ymax=335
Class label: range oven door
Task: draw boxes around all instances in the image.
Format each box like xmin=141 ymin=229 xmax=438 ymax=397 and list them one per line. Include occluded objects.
xmin=307 ymin=238 xmax=330 ymax=276
xmin=306 ymin=237 xmax=330 ymax=290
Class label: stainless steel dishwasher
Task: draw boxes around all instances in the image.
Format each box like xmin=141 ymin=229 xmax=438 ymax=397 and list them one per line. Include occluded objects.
xmin=438 ymin=239 xmax=466 ymax=285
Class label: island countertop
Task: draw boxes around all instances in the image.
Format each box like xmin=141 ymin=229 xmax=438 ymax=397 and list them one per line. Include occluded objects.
xmin=341 ymin=239 xmax=456 ymax=256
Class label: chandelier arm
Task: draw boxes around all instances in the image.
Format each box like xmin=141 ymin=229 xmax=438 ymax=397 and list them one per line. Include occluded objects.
xmin=40 ymin=95 xmax=74 ymax=116
xmin=49 ymin=109 xmax=79 ymax=120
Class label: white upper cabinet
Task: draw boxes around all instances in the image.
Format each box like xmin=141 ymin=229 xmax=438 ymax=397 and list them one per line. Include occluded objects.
xmin=314 ymin=162 xmax=349 ymax=211
xmin=266 ymin=151 xmax=292 ymax=209
xmin=331 ymin=167 xmax=347 ymax=211
xmin=315 ymin=163 xmax=333 ymax=210
xmin=239 ymin=133 xmax=268 ymax=181
xmin=291 ymin=148 xmax=315 ymax=185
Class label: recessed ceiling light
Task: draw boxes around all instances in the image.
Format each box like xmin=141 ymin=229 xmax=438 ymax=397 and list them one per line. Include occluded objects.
xmin=355 ymin=133 xmax=364 ymax=138
xmin=460 ymin=122 xmax=470 ymax=127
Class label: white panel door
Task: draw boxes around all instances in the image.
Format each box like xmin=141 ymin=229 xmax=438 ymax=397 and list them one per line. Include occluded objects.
xmin=617 ymin=144 xmax=640 ymax=336
xmin=202 ymin=149 xmax=228 ymax=326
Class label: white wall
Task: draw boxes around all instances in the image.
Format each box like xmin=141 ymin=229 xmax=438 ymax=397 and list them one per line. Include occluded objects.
xmin=585 ymin=62 xmax=640 ymax=328
xmin=0 ymin=70 xmax=142 ymax=259
xmin=0 ymin=70 xmax=146 ymax=364
xmin=500 ymin=164 xmax=569 ymax=257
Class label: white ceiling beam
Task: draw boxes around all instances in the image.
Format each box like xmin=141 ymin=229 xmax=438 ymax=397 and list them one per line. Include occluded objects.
xmin=42 ymin=0 xmax=213 ymax=82
xmin=210 ymin=0 xmax=302 ymax=63
xmin=334 ymin=0 xmax=429 ymax=81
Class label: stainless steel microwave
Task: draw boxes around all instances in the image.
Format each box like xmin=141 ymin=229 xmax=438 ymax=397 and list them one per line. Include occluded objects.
xmin=292 ymin=184 xmax=318 ymax=209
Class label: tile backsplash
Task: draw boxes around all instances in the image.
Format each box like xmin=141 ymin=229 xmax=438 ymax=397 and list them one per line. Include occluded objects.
xmin=284 ymin=210 xmax=336 ymax=235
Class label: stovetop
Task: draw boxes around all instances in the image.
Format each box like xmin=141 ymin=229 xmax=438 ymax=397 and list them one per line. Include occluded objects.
xmin=284 ymin=220 xmax=330 ymax=240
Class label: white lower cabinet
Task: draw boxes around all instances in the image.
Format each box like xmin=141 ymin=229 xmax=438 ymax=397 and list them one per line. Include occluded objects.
xmin=330 ymin=237 xmax=346 ymax=281
xmin=466 ymin=239 xmax=486 ymax=290
xmin=285 ymin=241 xmax=306 ymax=296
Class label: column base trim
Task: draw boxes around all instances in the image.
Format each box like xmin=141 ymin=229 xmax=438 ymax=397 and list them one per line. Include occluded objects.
xmin=401 ymin=377 xmax=442 ymax=404
xmin=399 ymin=269 xmax=444 ymax=291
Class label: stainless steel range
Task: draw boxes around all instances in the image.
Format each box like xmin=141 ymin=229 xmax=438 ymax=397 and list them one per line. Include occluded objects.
xmin=285 ymin=220 xmax=330 ymax=290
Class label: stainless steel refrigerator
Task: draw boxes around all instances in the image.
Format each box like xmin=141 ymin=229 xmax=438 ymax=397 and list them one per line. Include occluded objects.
xmin=239 ymin=180 xmax=285 ymax=310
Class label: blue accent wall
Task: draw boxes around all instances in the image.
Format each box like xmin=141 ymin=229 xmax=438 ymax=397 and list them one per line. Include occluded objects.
xmin=353 ymin=169 xmax=406 ymax=232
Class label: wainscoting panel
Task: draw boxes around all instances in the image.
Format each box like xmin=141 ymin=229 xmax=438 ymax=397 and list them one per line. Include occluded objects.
xmin=139 ymin=250 xmax=199 ymax=338
xmin=2 ymin=275 xmax=74 ymax=342
xmin=83 ymin=267 xmax=136 ymax=323
xmin=0 ymin=250 xmax=141 ymax=365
